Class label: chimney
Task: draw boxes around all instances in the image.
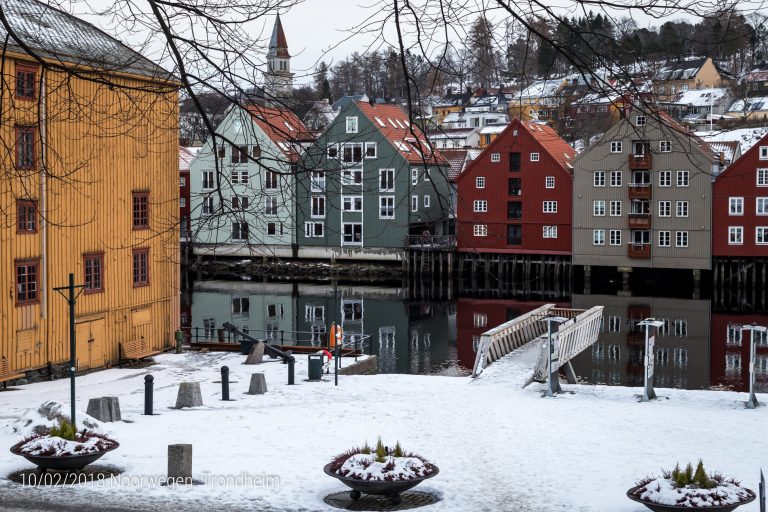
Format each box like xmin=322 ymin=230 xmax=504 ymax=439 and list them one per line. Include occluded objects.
xmin=369 ymin=97 xmax=375 ymax=107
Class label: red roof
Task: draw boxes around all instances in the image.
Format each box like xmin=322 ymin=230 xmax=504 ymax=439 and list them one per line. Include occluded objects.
xmin=517 ymin=120 xmax=577 ymax=169
xmin=355 ymin=101 xmax=447 ymax=165
xmin=245 ymin=105 xmax=315 ymax=163
xmin=270 ymin=15 xmax=289 ymax=58
xmin=439 ymin=148 xmax=469 ymax=181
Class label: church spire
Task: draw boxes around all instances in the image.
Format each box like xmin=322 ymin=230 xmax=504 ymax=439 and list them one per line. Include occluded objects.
xmin=264 ymin=14 xmax=294 ymax=100
xmin=268 ymin=14 xmax=290 ymax=59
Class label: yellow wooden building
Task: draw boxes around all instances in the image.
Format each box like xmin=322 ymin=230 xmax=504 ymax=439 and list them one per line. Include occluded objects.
xmin=0 ymin=1 xmax=179 ymax=382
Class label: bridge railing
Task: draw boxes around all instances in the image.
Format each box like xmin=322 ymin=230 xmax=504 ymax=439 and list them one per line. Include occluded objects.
xmin=472 ymin=304 xmax=555 ymax=377
xmin=532 ymin=305 xmax=604 ymax=382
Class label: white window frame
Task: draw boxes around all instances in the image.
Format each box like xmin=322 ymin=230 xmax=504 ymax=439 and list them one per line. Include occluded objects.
xmin=341 ymin=222 xmax=362 ymax=245
xmin=658 ymin=201 xmax=671 ymax=217
xmin=676 ymin=231 xmax=689 ymax=248
xmin=411 ymin=195 xmax=418 ymax=212
xmin=310 ymin=171 xmax=326 ymax=192
xmin=345 ymin=116 xmax=358 ymax=134
xmin=341 ymin=169 xmax=363 ymax=186
xmin=543 ymin=201 xmax=557 ymax=213
xmin=476 ymin=176 xmax=486 ymax=189
xmin=729 ymin=197 xmax=744 ymax=216
xmin=675 ymin=201 xmax=689 ymax=218
xmin=379 ymin=196 xmax=395 ymax=219
xmin=180 ymin=197 xmax=186 ymax=208
xmin=594 ymin=171 xmax=605 ymax=187
xmin=729 ymin=226 xmax=744 ymax=245
xmin=593 ymin=200 xmax=606 ymax=216
xmin=543 ymin=226 xmax=557 ymax=238
xmin=411 ymin=168 xmax=418 ymax=185
xmin=760 ymin=146 xmax=768 ymax=160
xmin=756 ymin=226 xmax=768 ymax=245
xmin=676 ymin=170 xmax=690 ymax=187
xmin=757 ymin=197 xmax=768 ymax=216
xmin=610 ymin=141 xmax=622 ymax=153
xmin=610 ymin=170 xmax=622 ymax=187
xmin=659 ymin=170 xmax=672 ymax=187
xmin=490 ymin=152 xmax=500 ymax=163
xmin=327 ymin=143 xmax=339 ymax=159
xmin=473 ymin=200 xmax=488 ymax=213
xmin=231 ymin=221 xmax=248 ymax=242
xmin=658 ymin=231 xmax=671 ymax=247
xmin=180 ymin=176 xmax=186 ymax=187
xmin=423 ymin=195 xmax=430 ymax=208
xmin=202 ymin=196 xmax=214 ymax=216
xmin=311 ymin=195 xmax=326 ymax=218
xmin=342 ymin=195 xmax=363 ymax=212
xmin=379 ymin=169 xmax=395 ymax=192
xmin=264 ymin=196 xmax=278 ymax=215
xmin=758 ymin=169 xmax=768 ymax=187
xmin=364 ymin=142 xmax=377 ymax=158
xmin=530 ymin=152 xmax=540 ymax=162
xmin=660 ymin=141 xmax=671 ymax=152
xmin=609 ymin=229 xmax=621 ymax=246
xmin=593 ymin=229 xmax=605 ymax=245
xmin=202 ymin=170 xmax=214 ymax=190
xmin=473 ymin=224 xmax=488 ymax=237
xmin=545 ymin=176 xmax=555 ymax=189
xmin=341 ymin=143 xmax=363 ymax=164
xmin=635 ymin=115 xmax=646 ymax=126
xmin=610 ymin=200 xmax=622 ymax=217
xmin=304 ymin=221 xmax=324 ymax=238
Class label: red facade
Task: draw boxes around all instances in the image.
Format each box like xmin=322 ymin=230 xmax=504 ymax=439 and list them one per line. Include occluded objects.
xmin=712 ymin=134 xmax=768 ymax=256
xmin=456 ymin=119 xmax=575 ymax=255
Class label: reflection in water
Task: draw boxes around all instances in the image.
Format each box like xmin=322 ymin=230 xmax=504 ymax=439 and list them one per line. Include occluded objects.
xmin=184 ymin=279 xmax=768 ymax=388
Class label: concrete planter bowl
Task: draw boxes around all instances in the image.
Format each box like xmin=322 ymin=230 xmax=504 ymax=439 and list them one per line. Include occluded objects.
xmin=323 ymin=463 xmax=438 ymax=505
xmin=10 ymin=439 xmax=119 ymax=473
xmin=626 ymin=484 xmax=756 ymax=512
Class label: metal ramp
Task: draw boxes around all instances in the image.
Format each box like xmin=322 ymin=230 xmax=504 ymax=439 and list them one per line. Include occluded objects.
xmin=472 ymin=304 xmax=604 ymax=383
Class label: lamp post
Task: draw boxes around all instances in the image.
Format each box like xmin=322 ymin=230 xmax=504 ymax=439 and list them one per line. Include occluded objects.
xmin=543 ymin=316 xmax=568 ymax=397
xmin=53 ymin=273 xmax=86 ymax=426
xmin=638 ymin=318 xmax=664 ymax=402
xmin=739 ymin=323 xmax=767 ymax=409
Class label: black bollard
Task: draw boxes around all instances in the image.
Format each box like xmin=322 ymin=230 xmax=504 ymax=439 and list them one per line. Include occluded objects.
xmin=287 ymin=358 xmax=295 ymax=385
xmin=334 ymin=344 xmax=341 ymax=387
xmin=144 ymin=374 xmax=154 ymax=415
xmin=221 ymin=366 xmax=230 ymax=401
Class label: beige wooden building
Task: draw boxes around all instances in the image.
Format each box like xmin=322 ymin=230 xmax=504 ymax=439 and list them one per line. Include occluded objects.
xmin=572 ymin=111 xmax=717 ymax=271
xmin=1 ymin=1 xmax=179 ymax=382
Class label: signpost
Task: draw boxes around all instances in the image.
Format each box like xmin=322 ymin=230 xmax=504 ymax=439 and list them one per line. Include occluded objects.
xmin=543 ymin=316 xmax=568 ymax=397
xmin=53 ymin=273 xmax=86 ymax=427
xmin=638 ymin=318 xmax=664 ymax=402
xmin=740 ymin=323 xmax=767 ymax=409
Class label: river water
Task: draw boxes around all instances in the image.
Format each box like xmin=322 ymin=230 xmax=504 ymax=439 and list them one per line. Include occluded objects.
xmin=181 ymin=278 xmax=768 ymax=392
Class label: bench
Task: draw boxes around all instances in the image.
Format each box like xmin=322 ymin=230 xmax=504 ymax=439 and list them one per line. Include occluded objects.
xmin=0 ymin=357 xmax=26 ymax=386
xmin=119 ymin=338 xmax=159 ymax=367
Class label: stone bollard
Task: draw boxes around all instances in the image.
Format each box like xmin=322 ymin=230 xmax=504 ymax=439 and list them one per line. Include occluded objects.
xmin=144 ymin=375 xmax=154 ymax=415
xmin=244 ymin=342 xmax=265 ymax=364
xmin=247 ymin=373 xmax=268 ymax=395
xmin=167 ymin=444 xmax=193 ymax=485
xmin=175 ymin=382 xmax=203 ymax=408
xmin=221 ymin=366 xmax=230 ymax=401
xmin=86 ymin=397 xmax=121 ymax=422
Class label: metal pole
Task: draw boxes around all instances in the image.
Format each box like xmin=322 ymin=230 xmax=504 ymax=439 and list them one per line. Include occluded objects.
xmin=748 ymin=327 xmax=759 ymax=409
xmin=642 ymin=323 xmax=656 ymax=401
xmin=144 ymin=374 xmax=154 ymax=415
xmin=545 ymin=320 xmax=555 ymax=397
xmin=68 ymin=273 xmax=76 ymax=427
xmin=287 ymin=358 xmax=295 ymax=385
xmin=221 ymin=366 xmax=230 ymax=401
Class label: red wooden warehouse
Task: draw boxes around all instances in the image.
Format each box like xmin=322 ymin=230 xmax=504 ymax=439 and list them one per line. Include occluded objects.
xmin=712 ymin=133 xmax=768 ymax=257
xmin=456 ymin=118 xmax=576 ymax=255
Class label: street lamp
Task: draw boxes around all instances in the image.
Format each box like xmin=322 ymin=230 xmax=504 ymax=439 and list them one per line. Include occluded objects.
xmin=739 ymin=323 xmax=767 ymax=409
xmin=543 ymin=316 xmax=568 ymax=397
xmin=53 ymin=273 xmax=86 ymax=427
xmin=637 ymin=318 xmax=664 ymax=402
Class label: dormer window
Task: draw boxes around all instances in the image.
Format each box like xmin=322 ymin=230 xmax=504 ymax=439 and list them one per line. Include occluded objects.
xmin=346 ymin=116 xmax=358 ymax=134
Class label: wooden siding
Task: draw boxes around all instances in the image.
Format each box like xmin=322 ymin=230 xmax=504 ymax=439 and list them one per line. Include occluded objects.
xmin=1 ymin=54 xmax=179 ymax=377
xmin=712 ymin=134 xmax=768 ymax=256
xmin=456 ymin=119 xmax=573 ymax=254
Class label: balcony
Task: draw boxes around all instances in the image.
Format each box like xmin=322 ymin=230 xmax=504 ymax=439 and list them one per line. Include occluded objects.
xmin=628 ymin=213 xmax=652 ymax=229
xmin=627 ymin=243 xmax=651 ymax=259
xmin=628 ymin=184 xmax=652 ymax=200
xmin=628 ymin=153 xmax=652 ymax=169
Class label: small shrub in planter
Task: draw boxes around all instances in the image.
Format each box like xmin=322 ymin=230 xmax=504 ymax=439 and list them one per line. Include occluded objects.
xmin=324 ymin=438 xmax=438 ymax=504
xmin=628 ymin=460 xmax=755 ymax=511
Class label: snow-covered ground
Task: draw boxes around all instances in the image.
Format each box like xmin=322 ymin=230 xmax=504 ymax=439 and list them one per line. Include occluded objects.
xmin=1 ymin=347 xmax=766 ymax=511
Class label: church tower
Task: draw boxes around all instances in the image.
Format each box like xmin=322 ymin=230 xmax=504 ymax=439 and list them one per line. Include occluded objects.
xmin=264 ymin=14 xmax=294 ymax=100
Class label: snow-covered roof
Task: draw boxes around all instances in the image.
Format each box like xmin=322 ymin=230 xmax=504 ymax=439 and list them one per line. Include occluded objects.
xmin=479 ymin=124 xmax=508 ymax=135
xmin=518 ymin=79 xmax=564 ymax=100
xmin=697 ymin=127 xmax=768 ymax=154
xmin=426 ymin=128 xmax=477 ymax=140
xmin=705 ymin=140 xmax=740 ymax=163
xmin=728 ymin=97 xmax=768 ymax=113
xmin=0 ymin=0 xmax=172 ymax=80
xmin=667 ymin=88 xmax=730 ymax=107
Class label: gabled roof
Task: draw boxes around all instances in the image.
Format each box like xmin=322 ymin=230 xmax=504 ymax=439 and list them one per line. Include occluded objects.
xmin=728 ymin=97 xmax=768 ymax=113
xmin=457 ymin=118 xmax=576 ymax=182
xmin=332 ymin=93 xmax=368 ymax=112
xmin=439 ymin=149 xmax=470 ymax=181
xmin=179 ymin=147 xmax=198 ymax=172
xmin=715 ymin=132 xmax=768 ymax=182
xmin=268 ymin=14 xmax=290 ymax=58
xmin=354 ymin=101 xmax=447 ymax=165
xmin=665 ymin=87 xmax=731 ymax=107
xmin=0 ymin=0 xmax=171 ymax=80
xmin=245 ymin=105 xmax=314 ymax=162
xmin=706 ymin=140 xmax=740 ymax=163
xmin=655 ymin=57 xmax=734 ymax=82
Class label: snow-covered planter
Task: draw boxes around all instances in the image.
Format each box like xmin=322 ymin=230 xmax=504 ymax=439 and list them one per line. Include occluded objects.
xmin=10 ymin=420 xmax=119 ymax=473
xmin=627 ymin=461 xmax=756 ymax=512
xmin=324 ymin=439 xmax=438 ymax=505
